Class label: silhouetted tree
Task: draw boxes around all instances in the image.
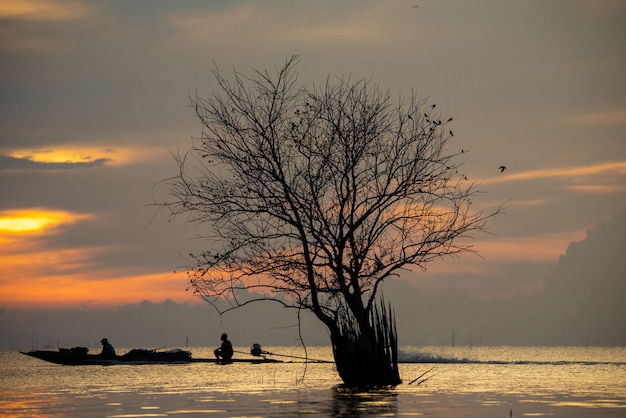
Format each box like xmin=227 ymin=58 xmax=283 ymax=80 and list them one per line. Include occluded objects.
xmin=162 ymin=55 xmax=498 ymax=387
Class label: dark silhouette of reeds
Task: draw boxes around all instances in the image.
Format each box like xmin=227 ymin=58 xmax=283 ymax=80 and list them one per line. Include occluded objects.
xmin=331 ymin=298 xmax=401 ymax=387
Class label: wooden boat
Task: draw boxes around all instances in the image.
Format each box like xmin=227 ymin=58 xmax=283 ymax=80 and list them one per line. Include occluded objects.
xmin=20 ymin=346 xmax=284 ymax=365
xmin=21 ymin=347 xmax=193 ymax=365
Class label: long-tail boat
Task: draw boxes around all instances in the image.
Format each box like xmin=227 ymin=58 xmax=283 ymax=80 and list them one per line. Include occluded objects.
xmin=21 ymin=346 xmax=283 ymax=365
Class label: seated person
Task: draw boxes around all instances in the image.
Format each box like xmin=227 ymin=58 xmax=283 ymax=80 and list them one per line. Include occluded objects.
xmin=214 ymin=333 xmax=233 ymax=360
xmin=100 ymin=338 xmax=116 ymax=358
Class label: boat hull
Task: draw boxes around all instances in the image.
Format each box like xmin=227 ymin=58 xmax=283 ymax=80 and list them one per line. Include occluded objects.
xmin=21 ymin=348 xmax=193 ymax=365
xmin=20 ymin=348 xmax=284 ymax=365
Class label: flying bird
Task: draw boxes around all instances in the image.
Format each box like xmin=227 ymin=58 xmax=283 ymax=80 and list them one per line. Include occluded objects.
xmin=499 ymin=165 xmax=507 ymax=173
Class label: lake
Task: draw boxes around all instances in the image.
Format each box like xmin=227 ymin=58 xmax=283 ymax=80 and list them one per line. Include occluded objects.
xmin=1 ymin=346 xmax=625 ymax=417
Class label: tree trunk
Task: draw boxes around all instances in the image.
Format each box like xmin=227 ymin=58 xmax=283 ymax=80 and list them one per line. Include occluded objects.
xmin=330 ymin=300 xmax=402 ymax=387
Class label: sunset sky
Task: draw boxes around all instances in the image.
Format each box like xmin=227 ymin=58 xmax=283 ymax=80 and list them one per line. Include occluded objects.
xmin=1 ymin=1 xmax=625 ymax=347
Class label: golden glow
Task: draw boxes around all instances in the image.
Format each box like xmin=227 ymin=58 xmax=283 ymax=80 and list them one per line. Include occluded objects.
xmin=9 ymin=147 xmax=113 ymax=165
xmin=0 ymin=204 xmax=197 ymax=307
xmin=0 ymin=208 xmax=90 ymax=233
xmin=0 ymin=394 xmax=66 ymax=418
xmin=0 ymin=207 xmax=196 ymax=308
xmin=0 ymin=215 xmax=55 ymax=232
xmin=1 ymin=270 xmax=197 ymax=308
xmin=6 ymin=143 xmax=168 ymax=167
xmin=0 ymin=0 xmax=90 ymax=21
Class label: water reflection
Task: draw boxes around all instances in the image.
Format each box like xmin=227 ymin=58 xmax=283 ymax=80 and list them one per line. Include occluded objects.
xmin=331 ymin=386 xmax=398 ymax=417
xmin=4 ymin=347 xmax=626 ymax=417
xmin=0 ymin=390 xmax=73 ymax=418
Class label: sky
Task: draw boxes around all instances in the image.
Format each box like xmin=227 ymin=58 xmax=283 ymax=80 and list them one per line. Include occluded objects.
xmin=1 ymin=0 xmax=625 ymax=349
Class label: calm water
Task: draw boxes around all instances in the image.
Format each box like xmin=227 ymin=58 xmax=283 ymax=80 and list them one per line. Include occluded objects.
xmin=1 ymin=346 xmax=625 ymax=417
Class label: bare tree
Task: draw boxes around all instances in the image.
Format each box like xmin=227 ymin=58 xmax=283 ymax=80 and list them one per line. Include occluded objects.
xmin=162 ymin=55 xmax=498 ymax=387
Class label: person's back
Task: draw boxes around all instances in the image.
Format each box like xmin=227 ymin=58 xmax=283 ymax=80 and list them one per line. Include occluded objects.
xmin=221 ymin=337 xmax=233 ymax=360
xmin=100 ymin=338 xmax=116 ymax=358
xmin=214 ymin=333 xmax=233 ymax=360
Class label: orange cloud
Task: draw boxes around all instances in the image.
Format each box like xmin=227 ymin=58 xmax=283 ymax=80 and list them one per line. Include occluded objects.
xmin=6 ymin=147 xmax=134 ymax=167
xmin=0 ymin=207 xmax=197 ymax=308
xmin=0 ymin=244 xmax=198 ymax=309
xmin=483 ymin=161 xmax=626 ymax=185
xmin=1 ymin=270 xmax=197 ymax=309
xmin=4 ymin=140 xmax=175 ymax=168
xmin=0 ymin=0 xmax=91 ymax=21
xmin=0 ymin=208 xmax=91 ymax=234
xmin=424 ymin=230 xmax=587 ymax=275
xmin=472 ymin=231 xmax=587 ymax=262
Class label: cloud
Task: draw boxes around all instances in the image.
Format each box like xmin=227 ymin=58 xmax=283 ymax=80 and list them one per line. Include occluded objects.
xmin=0 ymin=269 xmax=194 ymax=309
xmin=427 ymin=230 xmax=588 ymax=271
xmin=0 ymin=0 xmax=92 ymax=22
xmin=483 ymin=161 xmax=626 ymax=185
xmin=1 ymin=213 xmax=624 ymax=348
xmin=0 ymin=1 xmax=94 ymax=55
xmin=568 ymin=184 xmax=625 ymax=194
xmin=528 ymin=211 xmax=626 ymax=344
xmin=0 ymin=155 xmax=110 ymax=171
xmin=390 ymin=212 xmax=626 ymax=345
xmin=0 ymin=204 xmax=191 ymax=303
xmin=562 ymin=108 xmax=626 ymax=126
xmin=0 ymin=208 xmax=100 ymax=289
xmin=0 ymin=208 xmax=92 ymax=233
xmin=0 ymin=0 xmax=625 ymax=350
xmin=166 ymin=3 xmax=388 ymax=49
xmin=0 ymin=142 xmax=177 ymax=171
xmin=575 ymin=0 xmax=626 ymax=18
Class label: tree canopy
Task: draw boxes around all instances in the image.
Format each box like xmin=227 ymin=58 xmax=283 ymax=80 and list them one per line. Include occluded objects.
xmin=162 ymin=55 xmax=498 ymax=386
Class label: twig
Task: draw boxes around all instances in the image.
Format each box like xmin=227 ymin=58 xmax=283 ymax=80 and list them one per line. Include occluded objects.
xmin=409 ymin=366 xmax=436 ymax=385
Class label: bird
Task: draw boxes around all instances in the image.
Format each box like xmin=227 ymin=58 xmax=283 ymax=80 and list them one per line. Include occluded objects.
xmin=499 ymin=165 xmax=507 ymax=173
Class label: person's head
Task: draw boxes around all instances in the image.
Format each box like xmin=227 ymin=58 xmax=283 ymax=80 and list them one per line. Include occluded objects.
xmin=101 ymin=338 xmax=109 ymax=345
xmin=221 ymin=333 xmax=228 ymax=341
